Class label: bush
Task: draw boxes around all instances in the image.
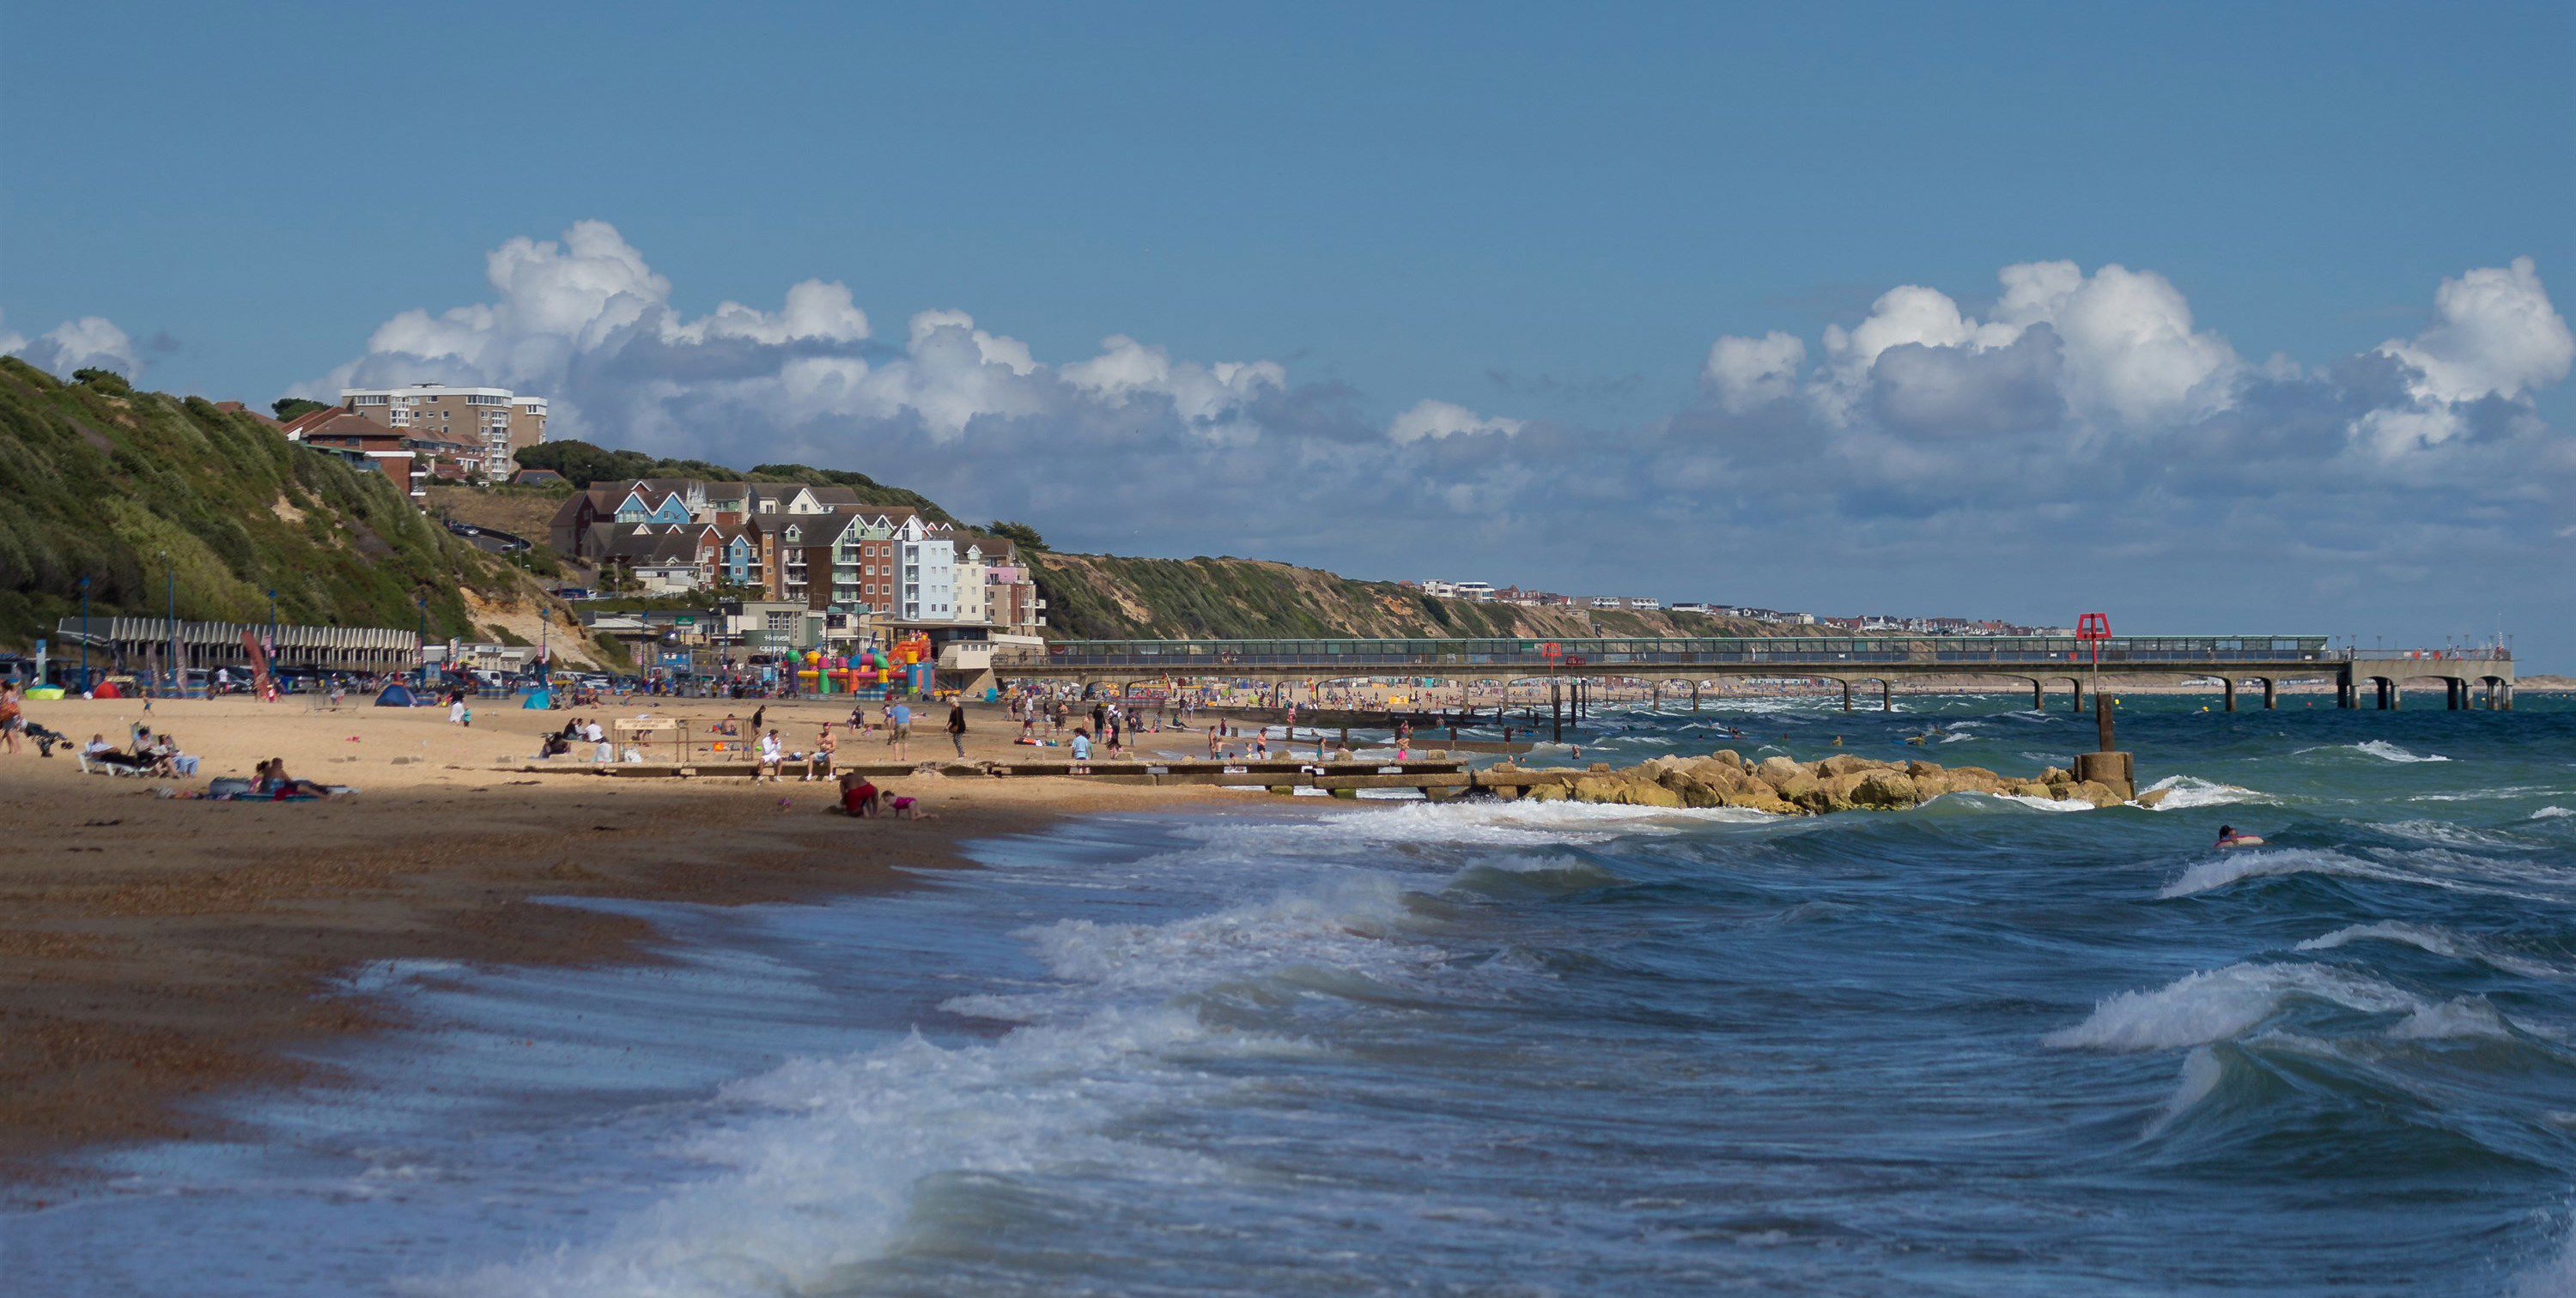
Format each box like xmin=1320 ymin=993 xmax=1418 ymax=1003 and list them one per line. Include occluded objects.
xmin=71 ymin=368 xmax=132 ymax=397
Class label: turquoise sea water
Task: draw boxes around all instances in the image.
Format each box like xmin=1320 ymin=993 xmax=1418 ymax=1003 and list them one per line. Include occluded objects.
xmin=4 ymin=693 xmax=2573 ymax=1295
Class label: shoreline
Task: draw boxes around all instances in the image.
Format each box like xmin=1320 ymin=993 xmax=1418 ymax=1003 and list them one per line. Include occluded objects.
xmin=0 ymin=694 xmax=1249 ymax=1186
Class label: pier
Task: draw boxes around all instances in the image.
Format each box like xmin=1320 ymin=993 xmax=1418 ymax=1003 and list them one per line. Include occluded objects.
xmin=998 ymin=635 xmax=2518 ymax=713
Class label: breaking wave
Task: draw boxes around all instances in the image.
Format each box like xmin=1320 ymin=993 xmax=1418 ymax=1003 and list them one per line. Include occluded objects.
xmin=2044 ymin=961 xmax=2422 ymax=1052
xmin=2136 ymin=774 xmax=2275 ymax=810
xmin=2296 ymin=921 xmax=2566 ymax=979
xmin=2353 ymin=740 xmax=2451 ymax=763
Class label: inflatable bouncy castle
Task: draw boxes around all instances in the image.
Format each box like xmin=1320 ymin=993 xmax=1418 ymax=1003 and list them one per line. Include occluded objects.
xmin=793 ymin=634 xmax=935 ymax=699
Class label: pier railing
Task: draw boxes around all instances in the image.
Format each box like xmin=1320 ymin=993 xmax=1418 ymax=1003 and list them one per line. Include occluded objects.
xmin=1000 ymin=634 xmax=2336 ymax=673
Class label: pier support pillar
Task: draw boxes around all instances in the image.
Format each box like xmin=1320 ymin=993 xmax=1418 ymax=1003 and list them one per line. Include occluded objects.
xmin=2222 ymin=677 xmax=2236 ymax=712
xmin=1880 ymin=680 xmax=1893 ymax=712
xmin=2031 ymin=679 xmax=2044 ymax=711
xmin=1551 ymin=681 xmax=1563 ymax=743
xmin=1691 ymin=680 xmax=1701 ymax=713
xmin=1841 ymin=680 xmax=1853 ymax=712
xmin=2446 ymin=679 xmax=2463 ymax=711
xmin=2503 ymin=682 xmax=2513 ymax=711
xmin=2263 ymin=677 xmax=2276 ymax=709
xmin=2072 ymin=679 xmax=2086 ymax=714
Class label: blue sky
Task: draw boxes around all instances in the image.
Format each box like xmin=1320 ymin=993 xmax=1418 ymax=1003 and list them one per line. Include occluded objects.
xmin=6 ymin=2 xmax=2573 ymax=660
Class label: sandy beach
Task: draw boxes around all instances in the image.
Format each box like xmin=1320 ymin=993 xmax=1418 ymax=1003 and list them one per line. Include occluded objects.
xmin=0 ymin=690 xmax=1249 ymax=1181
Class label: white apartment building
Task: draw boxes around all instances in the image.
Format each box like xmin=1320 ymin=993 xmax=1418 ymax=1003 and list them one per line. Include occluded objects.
xmin=895 ymin=515 xmax=955 ymax=623
xmin=341 ymin=383 xmax=549 ymax=479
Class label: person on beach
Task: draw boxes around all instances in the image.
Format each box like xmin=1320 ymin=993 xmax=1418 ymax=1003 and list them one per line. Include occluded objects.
xmin=0 ymin=682 xmax=21 ymax=755
xmin=1070 ymin=726 xmax=1092 ymax=773
xmin=586 ymin=719 xmax=611 ymax=763
xmin=805 ymin=723 xmax=837 ymax=780
xmin=258 ymin=758 xmax=332 ymax=798
xmin=836 ymin=769 xmax=881 ymax=816
xmin=750 ymin=705 xmax=765 ymax=736
xmin=1091 ymin=702 xmax=1107 ymax=738
xmin=946 ymin=701 xmax=968 ymax=757
xmin=887 ymin=699 xmax=911 ymax=761
xmin=756 ymin=729 xmax=784 ymax=782
xmin=1019 ymin=708 xmax=1035 ymax=741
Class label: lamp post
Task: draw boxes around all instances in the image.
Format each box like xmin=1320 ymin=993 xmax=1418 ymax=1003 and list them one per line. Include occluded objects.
xmin=77 ymin=574 xmax=91 ymax=693
xmin=160 ymin=549 xmax=177 ymax=697
xmin=415 ymin=592 xmax=428 ymax=687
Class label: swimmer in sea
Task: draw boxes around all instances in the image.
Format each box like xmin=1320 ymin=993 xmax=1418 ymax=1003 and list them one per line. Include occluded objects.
xmin=2215 ymin=824 xmax=2264 ymax=848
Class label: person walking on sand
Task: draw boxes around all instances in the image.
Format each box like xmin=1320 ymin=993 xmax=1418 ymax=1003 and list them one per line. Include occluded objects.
xmin=886 ymin=699 xmax=912 ymax=761
xmin=0 ymin=682 xmax=22 ymax=755
xmin=1070 ymin=726 xmax=1092 ymax=773
xmin=946 ymin=700 xmax=968 ymax=757
xmin=805 ymin=723 xmax=837 ymax=780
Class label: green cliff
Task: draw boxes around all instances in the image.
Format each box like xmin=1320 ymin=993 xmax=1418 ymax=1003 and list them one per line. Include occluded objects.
xmin=0 ymin=360 xmax=568 ymax=653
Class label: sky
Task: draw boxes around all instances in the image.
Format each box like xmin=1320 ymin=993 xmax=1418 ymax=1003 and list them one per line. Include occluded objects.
xmin=5 ymin=2 xmax=2573 ymax=662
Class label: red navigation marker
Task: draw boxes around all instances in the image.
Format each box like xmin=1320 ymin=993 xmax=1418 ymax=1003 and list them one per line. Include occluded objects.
xmin=1540 ymin=641 xmax=1564 ymax=660
xmin=2075 ymin=612 xmax=2111 ymax=641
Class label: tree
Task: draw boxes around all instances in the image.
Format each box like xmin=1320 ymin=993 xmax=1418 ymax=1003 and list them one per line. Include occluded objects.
xmin=70 ymin=368 xmax=132 ymax=397
xmin=987 ymin=520 xmax=1049 ymax=552
xmin=272 ymin=397 xmax=330 ymax=421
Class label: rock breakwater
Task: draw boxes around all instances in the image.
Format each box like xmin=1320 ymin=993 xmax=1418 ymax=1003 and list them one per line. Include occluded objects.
xmin=1477 ymin=750 xmax=2145 ymax=814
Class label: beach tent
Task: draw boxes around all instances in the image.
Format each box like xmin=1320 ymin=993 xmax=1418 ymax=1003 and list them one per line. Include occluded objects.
xmin=374 ymin=682 xmax=420 ymax=707
xmin=522 ymin=688 xmax=553 ymax=709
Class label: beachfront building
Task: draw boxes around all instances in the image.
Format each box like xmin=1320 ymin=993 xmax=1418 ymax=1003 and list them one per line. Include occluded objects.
xmin=340 ymin=383 xmax=548 ymax=479
xmin=549 ymin=476 xmax=1042 ymax=633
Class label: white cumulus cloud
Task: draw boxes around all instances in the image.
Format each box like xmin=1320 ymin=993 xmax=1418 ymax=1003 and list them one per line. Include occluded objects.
xmin=3 ymin=311 xmax=143 ymax=379
xmin=1386 ymin=398 xmax=1524 ymax=443
xmin=1704 ymin=331 xmax=1807 ymax=413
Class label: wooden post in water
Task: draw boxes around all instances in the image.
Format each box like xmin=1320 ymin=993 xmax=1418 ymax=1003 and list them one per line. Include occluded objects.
xmin=1551 ymin=681 xmax=1563 ymax=743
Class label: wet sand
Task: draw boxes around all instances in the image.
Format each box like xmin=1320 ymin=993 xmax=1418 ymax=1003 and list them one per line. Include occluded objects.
xmin=0 ymin=692 xmax=1249 ymax=1181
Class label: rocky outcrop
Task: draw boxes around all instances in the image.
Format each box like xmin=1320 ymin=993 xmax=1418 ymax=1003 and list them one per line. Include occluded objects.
xmin=1475 ymin=751 xmax=2133 ymax=815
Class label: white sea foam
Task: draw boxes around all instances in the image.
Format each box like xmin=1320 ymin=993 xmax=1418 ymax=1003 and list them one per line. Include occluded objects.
xmin=2155 ymin=847 xmax=2568 ymax=903
xmin=419 ymin=1009 xmax=1246 ymax=1296
xmin=2136 ymin=775 xmax=2275 ymax=811
xmin=2383 ymin=819 xmax=2530 ymax=850
xmin=2536 ymin=806 xmax=2575 ymax=821
xmin=2044 ymin=961 xmax=2421 ymax=1052
xmin=433 ymin=820 xmax=1454 ymax=1294
xmin=2354 ymin=739 xmax=2451 ymax=763
xmin=2142 ymin=1045 xmax=2227 ymax=1138
xmin=1956 ymin=792 xmax=2097 ymax=813
xmin=2296 ymin=921 xmax=2566 ymax=979
xmin=2389 ymin=996 xmax=2518 ymax=1041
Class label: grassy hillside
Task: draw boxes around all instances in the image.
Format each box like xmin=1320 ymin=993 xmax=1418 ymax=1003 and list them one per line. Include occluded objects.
xmin=1028 ymin=552 xmax=1794 ymax=641
xmin=0 ymin=359 xmax=603 ymax=660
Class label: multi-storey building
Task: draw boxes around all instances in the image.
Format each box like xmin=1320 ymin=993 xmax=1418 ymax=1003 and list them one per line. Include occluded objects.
xmin=547 ymin=477 xmax=1042 ymax=635
xmin=341 ymin=383 xmax=548 ymax=478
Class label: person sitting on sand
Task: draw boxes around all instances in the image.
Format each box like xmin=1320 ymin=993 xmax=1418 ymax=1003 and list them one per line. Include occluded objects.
xmin=805 ymin=723 xmax=837 ymax=781
xmin=714 ymin=713 xmax=739 ymax=737
xmin=836 ymin=769 xmax=881 ymax=817
xmin=258 ymin=757 xmax=333 ymax=798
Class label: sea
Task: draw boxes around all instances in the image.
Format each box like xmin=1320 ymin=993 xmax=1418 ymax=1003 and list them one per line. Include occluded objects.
xmin=4 ymin=692 xmax=2573 ymax=1296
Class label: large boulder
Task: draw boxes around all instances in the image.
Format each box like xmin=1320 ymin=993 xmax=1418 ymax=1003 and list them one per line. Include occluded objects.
xmin=1850 ymin=770 xmax=1922 ymax=809
xmin=1754 ymin=755 xmax=1807 ymax=790
xmin=1818 ymin=754 xmax=1893 ymax=778
xmin=2069 ymin=779 xmax=2125 ymax=808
